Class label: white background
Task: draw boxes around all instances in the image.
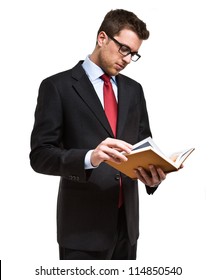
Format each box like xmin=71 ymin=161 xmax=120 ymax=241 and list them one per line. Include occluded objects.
xmin=0 ymin=0 xmax=214 ymax=279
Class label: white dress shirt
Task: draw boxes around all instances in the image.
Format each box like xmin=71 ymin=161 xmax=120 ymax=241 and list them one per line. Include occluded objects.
xmin=82 ymin=56 xmax=118 ymax=169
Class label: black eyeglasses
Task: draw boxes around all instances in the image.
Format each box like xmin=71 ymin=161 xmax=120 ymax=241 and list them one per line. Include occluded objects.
xmin=107 ymin=35 xmax=141 ymax=62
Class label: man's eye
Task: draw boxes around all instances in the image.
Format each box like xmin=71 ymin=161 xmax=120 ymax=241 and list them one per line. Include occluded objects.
xmin=120 ymin=46 xmax=130 ymax=54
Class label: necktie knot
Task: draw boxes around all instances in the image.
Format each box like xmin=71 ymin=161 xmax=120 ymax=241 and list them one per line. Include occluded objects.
xmin=101 ymin=74 xmax=111 ymax=85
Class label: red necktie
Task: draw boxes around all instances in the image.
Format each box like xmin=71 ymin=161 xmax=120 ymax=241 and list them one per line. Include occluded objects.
xmin=101 ymin=74 xmax=118 ymax=137
xmin=101 ymin=74 xmax=123 ymax=208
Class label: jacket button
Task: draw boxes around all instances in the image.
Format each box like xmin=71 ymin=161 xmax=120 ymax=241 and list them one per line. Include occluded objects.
xmin=115 ymin=174 xmax=120 ymax=181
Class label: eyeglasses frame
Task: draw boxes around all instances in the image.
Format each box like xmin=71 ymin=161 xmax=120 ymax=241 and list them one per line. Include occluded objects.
xmin=107 ymin=34 xmax=141 ymax=62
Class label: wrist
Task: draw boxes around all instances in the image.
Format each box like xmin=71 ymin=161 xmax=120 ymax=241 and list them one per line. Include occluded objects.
xmin=84 ymin=150 xmax=98 ymax=169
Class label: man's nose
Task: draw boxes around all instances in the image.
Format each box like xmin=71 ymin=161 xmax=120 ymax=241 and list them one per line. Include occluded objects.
xmin=122 ymin=54 xmax=132 ymax=64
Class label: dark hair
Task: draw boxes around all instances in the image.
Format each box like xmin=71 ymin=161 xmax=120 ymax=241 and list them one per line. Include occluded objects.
xmin=97 ymin=9 xmax=150 ymax=40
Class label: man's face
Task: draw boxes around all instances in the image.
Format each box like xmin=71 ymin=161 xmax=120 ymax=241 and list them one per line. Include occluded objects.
xmin=96 ymin=29 xmax=143 ymax=76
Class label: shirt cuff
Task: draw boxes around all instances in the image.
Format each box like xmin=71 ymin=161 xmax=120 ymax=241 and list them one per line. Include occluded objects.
xmin=84 ymin=150 xmax=97 ymax=169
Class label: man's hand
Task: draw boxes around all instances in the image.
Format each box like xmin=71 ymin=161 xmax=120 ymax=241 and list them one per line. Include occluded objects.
xmin=134 ymin=165 xmax=166 ymax=187
xmin=91 ymin=138 xmax=132 ymax=167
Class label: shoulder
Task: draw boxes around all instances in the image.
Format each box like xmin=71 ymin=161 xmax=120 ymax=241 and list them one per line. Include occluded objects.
xmin=41 ymin=61 xmax=85 ymax=85
xmin=38 ymin=61 xmax=87 ymax=98
xmin=117 ymin=73 xmax=143 ymax=95
xmin=117 ymin=73 xmax=142 ymax=88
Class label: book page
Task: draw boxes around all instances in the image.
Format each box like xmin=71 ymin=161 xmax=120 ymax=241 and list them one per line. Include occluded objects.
xmin=132 ymin=141 xmax=152 ymax=151
xmin=132 ymin=137 xmax=164 ymax=155
xmin=170 ymin=148 xmax=195 ymax=166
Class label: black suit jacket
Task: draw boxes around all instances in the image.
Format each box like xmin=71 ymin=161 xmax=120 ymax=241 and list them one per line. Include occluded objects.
xmin=30 ymin=61 xmax=155 ymax=251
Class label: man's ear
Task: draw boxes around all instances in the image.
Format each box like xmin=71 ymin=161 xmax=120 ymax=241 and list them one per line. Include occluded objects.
xmin=97 ymin=31 xmax=108 ymax=47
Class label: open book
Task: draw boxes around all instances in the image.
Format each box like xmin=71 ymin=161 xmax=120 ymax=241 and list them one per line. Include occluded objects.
xmin=106 ymin=137 xmax=195 ymax=179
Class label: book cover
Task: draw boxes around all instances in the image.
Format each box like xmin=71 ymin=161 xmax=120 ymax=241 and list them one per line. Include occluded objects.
xmin=106 ymin=137 xmax=195 ymax=179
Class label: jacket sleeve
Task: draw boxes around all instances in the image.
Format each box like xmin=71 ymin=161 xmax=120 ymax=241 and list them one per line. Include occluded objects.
xmin=137 ymin=85 xmax=159 ymax=195
xmin=29 ymin=78 xmax=88 ymax=182
xmin=145 ymin=185 xmax=159 ymax=195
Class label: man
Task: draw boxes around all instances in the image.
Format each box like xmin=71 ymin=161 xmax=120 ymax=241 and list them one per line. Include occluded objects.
xmin=30 ymin=9 xmax=166 ymax=260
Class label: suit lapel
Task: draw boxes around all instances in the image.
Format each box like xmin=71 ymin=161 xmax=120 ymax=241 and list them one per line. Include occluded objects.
xmin=116 ymin=75 xmax=132 ymax=138
xmin=71 ymin=62 xmax=114 ymax=137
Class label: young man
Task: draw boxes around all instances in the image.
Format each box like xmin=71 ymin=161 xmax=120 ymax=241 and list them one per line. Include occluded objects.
xmin=30 ymin=9 xmax=166 ymax=260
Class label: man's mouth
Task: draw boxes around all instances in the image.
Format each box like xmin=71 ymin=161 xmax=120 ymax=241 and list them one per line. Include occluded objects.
xmin=115 ymin=63 xmax=125 ymax=71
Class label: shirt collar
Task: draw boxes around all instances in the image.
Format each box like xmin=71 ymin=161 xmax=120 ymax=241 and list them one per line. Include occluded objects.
xmin=82 ymin=55 xmax=116 ymax=84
